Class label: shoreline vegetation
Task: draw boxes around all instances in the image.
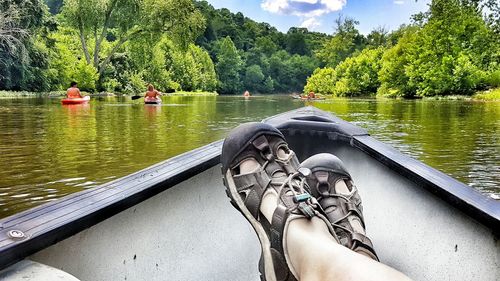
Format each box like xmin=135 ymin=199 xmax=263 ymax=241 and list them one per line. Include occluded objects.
xmin=0 ymin=1 xmax=498 ymax=98
xmin=0 ymin=90 xmax=218 ymax=99
xmin=1 ymin=89 xmax=498 ymax=100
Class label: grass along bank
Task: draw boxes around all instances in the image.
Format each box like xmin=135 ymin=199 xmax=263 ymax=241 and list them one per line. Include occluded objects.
xmin=420 ymin=88 xmax=500 ymax=101
xmin=166 ymin=91 xmax=218 ymax=96
xmin=0 ymin=91 xmax=218 ymax=99
xmin=473 ymin=88 xmax=500 ymax=101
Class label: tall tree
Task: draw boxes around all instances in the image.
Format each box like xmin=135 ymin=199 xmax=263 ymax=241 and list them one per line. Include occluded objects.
xmin=0 ymin=5 xmax=28 ymax=66
xmin=0 ymin=0 xmax=51 ymax=91
xmin=214 ymin=37 xmax=243 ymax=94
xmin=315 ymin=15 xmax=366 ymax=67
xmin=286 ymin=27 xmax=309 ymax=56
xmin=61 ymin=0 xmax=205 ymax=78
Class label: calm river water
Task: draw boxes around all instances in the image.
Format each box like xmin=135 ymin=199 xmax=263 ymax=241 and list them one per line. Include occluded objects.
xmin=0 ymin=96 xmax=498 ymax=218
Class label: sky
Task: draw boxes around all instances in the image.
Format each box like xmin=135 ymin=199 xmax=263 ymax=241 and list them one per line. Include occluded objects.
xmin=204 ymin=0 xmax=432 ymax=34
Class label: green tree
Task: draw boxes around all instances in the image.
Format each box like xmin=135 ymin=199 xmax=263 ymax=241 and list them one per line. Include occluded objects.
xmin=243 ymin=64 xmax=264 ymax=92
xmin=315 ymin=16 xmax=366 ymax=67
xmin=214 ymin=37 xmax=243 ymax=94
xmin=367 ymin=27 xmax=389 ymax=48
xmin=0 ymin=0 xmax=52 ymax=91
xmin=303 ymin=67 xmax=337 ymax=95
xmin=46 ymin=27 xmax=100 ymax=91
xmin=305 ymin=48 xmax=384 ymax=96
xmin=377 ymin=27 xmax=419 ymax=97
xmin=61 ymin=0 xmax=205 ymax=79
xmin=286 ymin=27 xmax=309 ymax=56
xmin=379 ymin=0 xmax=498 ymax=97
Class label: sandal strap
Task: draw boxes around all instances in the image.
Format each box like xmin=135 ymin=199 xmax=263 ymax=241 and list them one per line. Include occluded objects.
xmin=233 ymin=170 xmax=270 ymax=218
xmin=351 ymin=232 xmax=379 ymax=261
xmin=252 ymin=135 xmax=299 ymax=175
xmin=270 ymin=205 xmax=298 ymax=281
xmin=252 ymin=135 xmax=274 ymax=161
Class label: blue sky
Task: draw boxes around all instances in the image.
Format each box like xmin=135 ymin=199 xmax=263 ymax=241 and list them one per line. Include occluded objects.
xmin=204 ymin=0 xmax=431 ymax=34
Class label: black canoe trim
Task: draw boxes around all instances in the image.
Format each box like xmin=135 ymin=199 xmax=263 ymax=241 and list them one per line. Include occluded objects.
xmin=264 ymin=106 xmax=499 ymax=235
xmin=0 ymin=141 xmax=222 ymax=271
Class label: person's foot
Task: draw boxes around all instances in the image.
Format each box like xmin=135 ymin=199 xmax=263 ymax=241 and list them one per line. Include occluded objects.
xmin=300 ymin=153 xmax=379 ymax=261
xmin=221 ymin=122 xmax=336 ymax=281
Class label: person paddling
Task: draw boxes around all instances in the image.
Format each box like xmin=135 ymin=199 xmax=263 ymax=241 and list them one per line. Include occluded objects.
xmin=144 ymin=84 xmax=162 ymax=102
xmin=66 ymin=82 xmax=83 ymax=98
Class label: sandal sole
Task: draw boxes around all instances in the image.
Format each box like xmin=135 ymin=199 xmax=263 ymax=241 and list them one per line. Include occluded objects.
xmin=223 ymin=169 xmax=277 ymax=281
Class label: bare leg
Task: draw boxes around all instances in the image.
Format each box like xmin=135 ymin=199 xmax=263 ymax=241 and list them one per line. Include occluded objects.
xmin=241 ymin=158 xmax=413 ymax=281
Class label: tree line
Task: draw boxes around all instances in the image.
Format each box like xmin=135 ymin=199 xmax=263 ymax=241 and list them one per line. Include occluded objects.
xmin=0 ymin=0 xmax=330 ymax=94
xmin=305 ymin=0 xmax=500 ymax=97
xmin=0 ymin=0 xmax=498 ymax=97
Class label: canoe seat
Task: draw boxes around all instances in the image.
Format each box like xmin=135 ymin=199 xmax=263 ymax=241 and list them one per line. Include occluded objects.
xmin=0 ymin=260 xmax=80 ymax=281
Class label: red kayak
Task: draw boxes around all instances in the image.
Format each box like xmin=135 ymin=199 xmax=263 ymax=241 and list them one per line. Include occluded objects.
xmin=61 ymin=96 xmax=90 ymax=105
xmin=144 ymin=97 xmax=162 ymax=105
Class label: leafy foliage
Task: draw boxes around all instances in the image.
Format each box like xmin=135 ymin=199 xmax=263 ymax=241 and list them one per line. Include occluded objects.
xmin=308 ymin=0 xmax=500 ymax=97
xmin=1 ymin=0 xmax=499 ymax=97
xmin=315 ymin=16 xmax=366 ymax=67
xmin=0 ymin=0 xmax=54 ymax=91
xmin=305 ymin=48 xmax=384 ymax=96
xmin=214 ymin=37 xmax=243 ymax=94
xmin=378 ymin=0 xmax=499 ymax=97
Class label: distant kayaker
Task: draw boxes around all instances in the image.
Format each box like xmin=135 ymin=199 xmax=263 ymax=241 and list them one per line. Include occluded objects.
xmin=66 ymin=82 xmax=83 ymax=98
xmin=308 ymin=91 xmax=316 ymax=99
xmin=243 ymin=90 xmax=250 ymax=97
xmin=144 ymin=84 xmax=162 ymax=101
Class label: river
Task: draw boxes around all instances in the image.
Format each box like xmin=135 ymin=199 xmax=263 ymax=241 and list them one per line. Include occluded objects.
xmin=0 ymin=95 xmax=498 ymax=218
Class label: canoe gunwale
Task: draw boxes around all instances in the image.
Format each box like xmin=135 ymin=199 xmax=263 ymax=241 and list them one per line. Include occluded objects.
xmin=0 ymin=141 xmax=222 ymax=271
xmin=0 ymin=106 xmax=498 ymax=272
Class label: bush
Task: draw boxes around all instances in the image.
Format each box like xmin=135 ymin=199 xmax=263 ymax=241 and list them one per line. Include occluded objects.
xmin=72 ymin=61 xmax=99 ymax=92
xmin=305 ymin=48 xmax=383 ymax=96
xmin=123 ymin=72 xmax=146 ymax=94
xmin=304 ymin=67 xmax=337 ymax=95
xmin=486 ymin=69 xmax=500 ymax=88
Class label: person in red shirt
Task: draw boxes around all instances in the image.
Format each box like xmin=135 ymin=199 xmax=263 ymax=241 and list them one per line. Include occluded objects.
xmin=66 ymin=82 xmax=82 ymax=98
xmin=144 ymin=84 xmax=162 ymax=102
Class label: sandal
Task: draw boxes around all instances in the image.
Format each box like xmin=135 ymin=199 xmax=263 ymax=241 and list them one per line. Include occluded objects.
xmin=221 ymin=122 xmax=336 ymax=281
xmin=300 ymin=153 xmax=379 ymax=261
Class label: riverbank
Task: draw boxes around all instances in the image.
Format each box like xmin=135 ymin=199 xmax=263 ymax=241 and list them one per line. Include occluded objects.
xmin=0 ymin=91 xmax=218 ymax=99
xmin=473 ymin=88 xmax=500 ymax=101
xmin=418 ymin=89 xmax=500 ymax=101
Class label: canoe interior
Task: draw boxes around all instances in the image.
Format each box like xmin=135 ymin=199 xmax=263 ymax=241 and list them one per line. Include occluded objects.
xmin=1 ymin=107 xmax=498 ymax=281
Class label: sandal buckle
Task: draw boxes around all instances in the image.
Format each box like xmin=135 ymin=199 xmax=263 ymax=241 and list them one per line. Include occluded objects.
xmin=298 ymin=202 xmax=315 ymax=219
xmin=293 ymin=193 xmax=311 ymax=203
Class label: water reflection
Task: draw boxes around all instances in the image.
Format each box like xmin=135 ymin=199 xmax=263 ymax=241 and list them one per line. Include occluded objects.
xmin=0 ymin=96 xmax=498 ymax=218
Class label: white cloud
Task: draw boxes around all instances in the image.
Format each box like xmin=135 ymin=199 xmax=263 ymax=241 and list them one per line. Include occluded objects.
xmin=394 ymin=0 xmax=405 ymax=5
xmin=300 ymin=17 xmax=321 ymax=29
xmin=261 ymin=0 xmax=347 ymax=17
xmin=261 ymin=0 xmax=289 ymax=14
xmin=261 ymin=0 xmax=346 ymax=30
